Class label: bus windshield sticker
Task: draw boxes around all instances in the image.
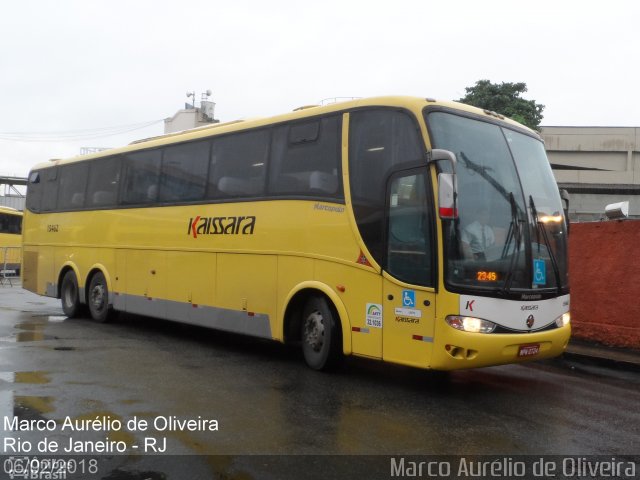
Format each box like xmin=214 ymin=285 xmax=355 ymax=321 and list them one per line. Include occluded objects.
xmin=533 ymin=259 xmax=546 ymax=286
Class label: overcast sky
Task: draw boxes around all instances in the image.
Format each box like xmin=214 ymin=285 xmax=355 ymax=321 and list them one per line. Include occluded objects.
xmin=1 ymin=0 xmax=639 ymax=177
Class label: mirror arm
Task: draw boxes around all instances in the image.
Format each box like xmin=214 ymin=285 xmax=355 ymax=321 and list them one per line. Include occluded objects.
xmin=428 ymin=148 xmax=457 ymax=174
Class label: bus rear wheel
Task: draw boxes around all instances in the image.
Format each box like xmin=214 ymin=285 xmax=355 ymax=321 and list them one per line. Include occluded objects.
xmin=61 ymin=270 xmax=82 ymax=318
xmin=87 ymin=271 xmax=114 ymax=323
xmin=301 ymin=296 xmax=342 ymax=371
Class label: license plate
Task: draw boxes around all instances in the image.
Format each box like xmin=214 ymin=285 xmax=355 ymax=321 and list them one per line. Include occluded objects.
xmin=518 ymin=344 xmax=540 ymax=357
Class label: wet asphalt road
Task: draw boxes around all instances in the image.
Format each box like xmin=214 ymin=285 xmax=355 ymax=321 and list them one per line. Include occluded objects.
xmin=0 ymin=284 xmax=638 ymax=479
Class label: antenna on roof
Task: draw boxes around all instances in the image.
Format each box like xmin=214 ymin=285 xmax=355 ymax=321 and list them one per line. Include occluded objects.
xmin=186 ymin=91 xmax=195 ymax=109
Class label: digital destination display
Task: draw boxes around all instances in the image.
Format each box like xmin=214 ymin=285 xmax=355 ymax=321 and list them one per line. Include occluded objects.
xmin=476 ymin=271 xmax=500 ymax=282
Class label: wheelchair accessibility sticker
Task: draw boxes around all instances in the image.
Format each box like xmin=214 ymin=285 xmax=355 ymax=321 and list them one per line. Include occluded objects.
xmin=402 ymin=290 xmax=416 ymax=308
xmin=533 ymin=259 xmax=546 ymax=286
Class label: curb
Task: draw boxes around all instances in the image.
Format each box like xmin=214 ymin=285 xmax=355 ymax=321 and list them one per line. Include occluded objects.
xmin=563 ymin=340 xmax=640 ymax=372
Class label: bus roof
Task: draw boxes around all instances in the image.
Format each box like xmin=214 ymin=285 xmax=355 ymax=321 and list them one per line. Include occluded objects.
xmin=0 ymin=206 xmax=22 ymax=216
xmin=29 ymin=96 xmax=535 ymax=171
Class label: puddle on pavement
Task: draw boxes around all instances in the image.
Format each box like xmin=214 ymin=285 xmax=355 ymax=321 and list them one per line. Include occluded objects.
xmin=8 ymin=402 xmax=137 ymax=453
xmin=68 ymin=411 xmax=136 ymax=447
xmin=0 ymin=371 xmax=51 ymax=385
xmin=14 ymin=395 xmax=56 ymax=416
xmin=15 ymin=371 xmax=51 ymax=384
xmin=28 ymin=313 xmax=67 ymax=320
xmin=0 ymin=320 xmax=63 ymax=342
xmin=0 ymin=331 xmax=56 ymax=342
xmin=15 ymin=321 xmax=46 ymax=330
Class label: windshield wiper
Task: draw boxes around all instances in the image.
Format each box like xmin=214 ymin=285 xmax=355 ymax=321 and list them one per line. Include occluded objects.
xmin=502 ymin=192 xmax=522 ymax=294
xmin=459 ymin=151 xmax=510 ymax=201
xmin=529 ymin=195 xmax=562 ymax=292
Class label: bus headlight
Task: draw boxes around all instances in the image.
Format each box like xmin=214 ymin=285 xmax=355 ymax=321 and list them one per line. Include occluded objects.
xmin=446 ymin=315 xmax=496 ymax=334
xmin=555 ymin=312 xmax=571 ymax=327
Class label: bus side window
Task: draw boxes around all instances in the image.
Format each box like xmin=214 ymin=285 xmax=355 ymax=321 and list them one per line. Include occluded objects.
xmin=268 ymin=116 xmax=342 ymax=198
xmin=159 ymin=140 xmax=209 ymax=203
xmin=208 ymin=129 xmax=270 ymax=199
xmin=0 ymin=214 xmax=22 ymax=234
xmin=87 ymin=157 xmax=121 ymax=208
xmin=349 ymin=109 xmax=423 ymax=265
xmin=10 ymin=215 xmax=21 ymax=234
xmin=121 ymin=150 xmax=162 ymax=205
xmin=57 ymin=163 xmax=90 ymax=210
xmin=386 ymin=172 xmax=434 ymax=287
xmin=41 ymin=167 xmax=59 ymax=212
xmin=26 ymin=171 xmax=43 ymax=213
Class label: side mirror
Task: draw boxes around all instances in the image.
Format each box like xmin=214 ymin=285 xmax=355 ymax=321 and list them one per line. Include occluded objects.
xmin=560 ymin=188 xmax=570 ymax=233
xmin=438 ymin=173 xmax=458 ymax=219
xmin=428 ymin=149 xmax=458 ymax=220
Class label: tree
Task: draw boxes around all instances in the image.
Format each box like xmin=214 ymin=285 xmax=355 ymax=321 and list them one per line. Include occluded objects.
xmin=457 ymin=80 xmax=544 ymax=131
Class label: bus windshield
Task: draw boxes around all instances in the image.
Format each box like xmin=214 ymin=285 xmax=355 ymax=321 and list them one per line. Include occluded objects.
xmin=426 ymin=111 xmax=569 ymax=295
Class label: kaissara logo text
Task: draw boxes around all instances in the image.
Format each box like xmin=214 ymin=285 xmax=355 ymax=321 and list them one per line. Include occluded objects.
xmin=188 ymin=216 xmax=256 ymax=238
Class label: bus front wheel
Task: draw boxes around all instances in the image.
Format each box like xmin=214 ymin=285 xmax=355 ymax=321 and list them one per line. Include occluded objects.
xmin=301 ymin=296 xmax=342 ymax=371
xmin=87 ymin=271 xmax=114 ymax=323
xmin=61 ymin=270 xmax=82 ymax=318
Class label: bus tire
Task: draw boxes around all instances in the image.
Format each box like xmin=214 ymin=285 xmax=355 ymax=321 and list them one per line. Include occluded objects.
xmin=87 ymin=271 xmax=114 ymax=323
xmin=61 ymin=270 xmax=82 ymax=318
xmin=301 ymin=295 xmax=342 ymax=371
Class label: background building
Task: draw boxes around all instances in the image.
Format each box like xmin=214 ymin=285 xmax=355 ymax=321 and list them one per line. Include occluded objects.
xmin=0 ymin=177 xmax=26 ymax=210
xmin=542 ymin=126 xmax=640 ymax=221
xmin=164 ymin=92 xmax=219 ymax=134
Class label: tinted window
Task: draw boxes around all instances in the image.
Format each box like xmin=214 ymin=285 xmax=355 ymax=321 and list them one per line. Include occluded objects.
xmin=122 ymin=150 xmax=162 ymax=205
xmin=349 ymin=109 xmax=423 ymax=265
xmin=387 ymin=172 xmax=433 ymax=286
xmin=269 ymin=116 xmax=342 ymax=197
xmin=0 ymin=213 xmax=21 ymax=234
xmin=26 ymin=171 xmax=42 ymax=212
xmin=289 ymin=121 xmax=319 ymax=144
xmin=58 ymin=163 xmax=90 ymax=210
xmin=9 ymin=214 xmax=21 ymax=234
xmin=87 ymin=157 xmax=121 ymax=208
xmin=159 ymin=141 xmax=210 ymax=203
xmin=209 ymin=130 xmax=270 ymax=199
xmin=41 ymin=167 xmax=59 ymax=212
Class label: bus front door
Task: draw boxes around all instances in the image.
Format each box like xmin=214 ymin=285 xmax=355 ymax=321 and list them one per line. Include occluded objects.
xmin=382 ymin=278 xmax=435 ymax=368
xmin=382 ymin=171 xmax=436 ymax=368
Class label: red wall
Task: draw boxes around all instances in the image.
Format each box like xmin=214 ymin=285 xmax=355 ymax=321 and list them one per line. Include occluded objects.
xmin=569 ymin=220 xmax=640 ymax=349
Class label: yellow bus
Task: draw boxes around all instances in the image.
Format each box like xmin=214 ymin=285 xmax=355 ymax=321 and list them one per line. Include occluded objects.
xmin=22 ymin=96 xmax=570 ymax=371
xmin=0 ymin=206 xmax=22 ymax=276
